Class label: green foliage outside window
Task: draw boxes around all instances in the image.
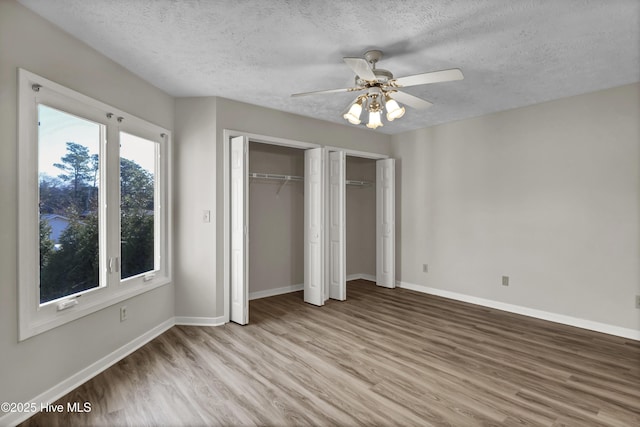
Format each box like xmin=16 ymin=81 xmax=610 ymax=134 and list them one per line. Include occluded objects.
xmin=39 ymin=142 xmax=155 ymax=303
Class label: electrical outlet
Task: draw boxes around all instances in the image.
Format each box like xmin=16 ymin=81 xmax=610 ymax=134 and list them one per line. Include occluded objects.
xmin=120 ymin=306 xmax=128 ymax=322
xmin=502 ymin=276 xmax=509 ymax=286
xmin=423 ymin=264 xmax=428 ymax=273
xmin=636 ymin=295 xmax=640 ymax=309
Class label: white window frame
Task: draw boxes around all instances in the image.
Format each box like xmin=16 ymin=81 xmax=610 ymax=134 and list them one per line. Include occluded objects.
xmin=18 ymin=69 xmax=172 ymax=341
xmin=117 ymin=124 xmax=166 ymax=286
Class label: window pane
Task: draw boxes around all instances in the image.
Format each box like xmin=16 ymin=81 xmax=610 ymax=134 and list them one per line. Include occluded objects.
xmin=120 ymin=132 xmax=157 ymax=279
xmin=38 ymin=105 xmax=101 ymax=303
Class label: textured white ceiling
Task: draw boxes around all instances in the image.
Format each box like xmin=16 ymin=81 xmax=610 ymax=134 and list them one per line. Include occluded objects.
xmin=18 ymin=0 xmax=640 ymax=134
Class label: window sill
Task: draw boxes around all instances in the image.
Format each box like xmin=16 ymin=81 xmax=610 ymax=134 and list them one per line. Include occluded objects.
xmin=20 ymin=278 xmax=172 ymax=341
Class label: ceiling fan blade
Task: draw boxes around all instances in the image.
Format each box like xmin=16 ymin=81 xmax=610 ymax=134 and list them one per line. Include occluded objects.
xmin=291 ymin=87 xmax=363 ymax=97
xmin=393 ymin=68 xmax=464 ymax=87
xmin=343 ymin=57 xmax=377 ymax=81
xmin=391 ymin=90 xmax=433 ymax=110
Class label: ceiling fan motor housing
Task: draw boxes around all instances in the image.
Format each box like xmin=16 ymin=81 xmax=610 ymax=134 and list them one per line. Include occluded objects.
xmin=355 ymin=50 xmax=393 ymax=86
xmin=356 ymin=68 xmax=394 ymax=86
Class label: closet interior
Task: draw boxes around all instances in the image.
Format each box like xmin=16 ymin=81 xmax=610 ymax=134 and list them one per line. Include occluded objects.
xmin=346 ymin=156 xmax=376 ymax=282
xmin=248 ymin=142 xmax=305 ymax=299
xmin=241 ymin=141 xmax=388 ymax=309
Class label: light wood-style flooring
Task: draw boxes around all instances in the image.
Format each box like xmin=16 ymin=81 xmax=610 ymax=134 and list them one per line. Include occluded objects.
xmin=21 ymin=280 xmax=640 ymax=426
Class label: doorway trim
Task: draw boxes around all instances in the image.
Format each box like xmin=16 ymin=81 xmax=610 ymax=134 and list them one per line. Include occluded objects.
xmin=223 ymin=129 xmax=321 ymax=323
xmin=325 ymin=145 xmax=389 ymax=160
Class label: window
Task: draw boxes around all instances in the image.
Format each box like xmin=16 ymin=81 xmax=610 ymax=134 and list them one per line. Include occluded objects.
xmin=119 ymin=132 xmax=158 ymax=280
xmin=38 ymin=105 xmax=103 ymax=303
xmin=18 ymin=69 xmax=171 ymax=340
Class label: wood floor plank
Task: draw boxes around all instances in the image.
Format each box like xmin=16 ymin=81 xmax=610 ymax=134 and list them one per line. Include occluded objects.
xmin=20 ymin=280 xmax=640 ymax=426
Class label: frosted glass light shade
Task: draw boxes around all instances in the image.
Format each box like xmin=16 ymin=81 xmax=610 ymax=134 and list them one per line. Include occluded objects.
xmin=366 ymin=110 xmax=383 ymax=129
xmin=385 ymin=98 xmax=405 ymax=121
xmin=343 ymin=102 xmax=362 ymax=125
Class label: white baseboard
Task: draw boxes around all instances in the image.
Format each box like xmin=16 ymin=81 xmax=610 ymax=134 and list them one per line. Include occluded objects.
xmin=346 ymin=273 xmax=376 ymax=282
xmin=397 ymin=281 xmax=640 ymax=341
xmin=2 ymin=318 xmax=175 ymax=427
xmin=174 ymin=316 xmax=226 ymax=326
xmin=249 ymin=283 xmax=303 ymax=300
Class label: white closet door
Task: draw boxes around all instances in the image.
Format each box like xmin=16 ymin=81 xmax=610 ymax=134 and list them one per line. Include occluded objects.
xmin=304 ymin=148 xmax=324 ymax=306
xmin=230 ymin=136 xmax=249 ymax=324
xmin=328 ymin=151 xmax=346 ymax=300
xmin=376 ymin=158 xmax=396 ymax=288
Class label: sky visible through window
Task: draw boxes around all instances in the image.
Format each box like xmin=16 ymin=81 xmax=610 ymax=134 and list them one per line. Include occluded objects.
xmin=38 ymin=105 xmax=155 ymax=178
xmin=38 ymin=105 xmax=99 ymax=178
xmin=120 ymin=131 xmax=156 ymax=175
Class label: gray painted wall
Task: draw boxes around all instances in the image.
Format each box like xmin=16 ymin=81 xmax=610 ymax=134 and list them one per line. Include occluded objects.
xmin=174 ymin=98 xmax=217 ymax=318
xmin=392 ymin=83 xmax=640 ymax=331
xmin=0 ymin=0 xmax=175 ymax=406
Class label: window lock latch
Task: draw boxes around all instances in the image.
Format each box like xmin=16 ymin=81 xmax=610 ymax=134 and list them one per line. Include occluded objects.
xmin=56 ymin=298 xmax=78 ymax=311
xmin=108 ymin=257 xmax=120 ymax=273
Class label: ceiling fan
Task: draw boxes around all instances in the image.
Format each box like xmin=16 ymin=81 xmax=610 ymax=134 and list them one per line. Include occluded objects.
xmin=291 ymin=50 xmax=463 ymax=129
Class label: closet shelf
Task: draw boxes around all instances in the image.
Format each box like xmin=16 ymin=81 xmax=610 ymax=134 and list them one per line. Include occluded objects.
xmin=249 ymin=172 xmax=303 ymax=195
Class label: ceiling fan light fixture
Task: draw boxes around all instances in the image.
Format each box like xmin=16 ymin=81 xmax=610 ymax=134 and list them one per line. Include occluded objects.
xmin=343 ymin=96 xmax=364 ymax=125
xmin=291 ymin=50 xmax=463 ymax=131
xmin=385 ymin=94 xmax=405 ymax=121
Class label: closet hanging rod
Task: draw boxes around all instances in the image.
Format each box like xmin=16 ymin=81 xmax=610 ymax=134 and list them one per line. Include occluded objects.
xmin=249 ymin=172 xmax=304 ymax=182
xmin=346 ymin=179 xmax=373 ymax=186
xmin=249 ymin=173 xmax=370 ymax=186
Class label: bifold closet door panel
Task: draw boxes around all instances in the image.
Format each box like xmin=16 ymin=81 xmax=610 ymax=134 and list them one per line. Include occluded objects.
xmin=329 ymin=151 xmax=346 ymax=301
xmin=376 ymin=158 xmax=396 ymax=288
xmin=304 ymin=148 xmax=324 ymax=306
xmin=230 ymin=136 xmax=249 ymax=324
